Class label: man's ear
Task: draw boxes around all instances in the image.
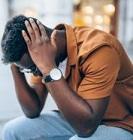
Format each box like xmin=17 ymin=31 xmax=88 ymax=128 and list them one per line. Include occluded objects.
xmin=50 ymin=30 xmax=57 ymax=46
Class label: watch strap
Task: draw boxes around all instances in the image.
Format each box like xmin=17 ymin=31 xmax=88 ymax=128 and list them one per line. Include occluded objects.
xmin=44 ymin=75 xmax=53 ymax=83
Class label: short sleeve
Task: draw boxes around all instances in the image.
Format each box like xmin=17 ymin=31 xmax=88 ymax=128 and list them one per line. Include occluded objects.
xmin=78 ymin=46 xmax=120 ymax=99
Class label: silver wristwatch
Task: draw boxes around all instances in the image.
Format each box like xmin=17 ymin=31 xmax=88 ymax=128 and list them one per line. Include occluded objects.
xmin=42 ymin=68 xmax=62 ymax=83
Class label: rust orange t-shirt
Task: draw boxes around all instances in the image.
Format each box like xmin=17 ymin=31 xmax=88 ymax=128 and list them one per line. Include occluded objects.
xmin=30 ymin=24 xmax=133 ymax=133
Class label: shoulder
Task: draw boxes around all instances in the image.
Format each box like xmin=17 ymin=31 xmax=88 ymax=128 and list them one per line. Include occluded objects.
xmin=80 ymin=45 xmax=120 ymax=75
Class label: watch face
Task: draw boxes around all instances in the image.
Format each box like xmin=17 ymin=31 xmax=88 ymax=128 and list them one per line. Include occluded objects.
xmin=50 ymin=68 xmax=62 ymax=80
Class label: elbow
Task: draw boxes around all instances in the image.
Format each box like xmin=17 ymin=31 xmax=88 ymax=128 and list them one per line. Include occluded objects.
xmin=23 ymin=108 xmax=41 ymax=119
xmin=25 ymin=112 xmax=40 ymax=119
xmin=77 ymin=127 xmax=96 ymax=138
xmin=76 ymin=117 xmax=98 ymax=137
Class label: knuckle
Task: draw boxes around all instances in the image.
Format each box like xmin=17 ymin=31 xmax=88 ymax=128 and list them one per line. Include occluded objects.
xmin=34 ymin=26 xmax=38 ymax=31
xmin=26 ymin=39 xmax=31 ymax=45
xmin=23 ymin=34 xmax=27 ymax=38
xmin=30 ymin=31 xmax=34 ymax=35
xmin=26 ymin=22 xmax=30 ymax=26
xmin=39 ymin=24 xmax=44 ymax=30
xmin=40 ymin=24 xmax=44 ymax=29
xmin=26 ymin=39 xmax=30 ymax=43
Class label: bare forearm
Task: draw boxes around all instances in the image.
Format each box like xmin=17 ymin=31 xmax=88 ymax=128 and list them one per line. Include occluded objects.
xmin=11 ymin=65 xmax=46 ymax=118
xmin=45 ymin=77 xmax=94 ymax=135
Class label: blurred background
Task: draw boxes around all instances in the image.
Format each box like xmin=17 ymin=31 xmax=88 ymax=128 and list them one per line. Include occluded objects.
xmin=0 ymin=0 xmax=133 ymax=138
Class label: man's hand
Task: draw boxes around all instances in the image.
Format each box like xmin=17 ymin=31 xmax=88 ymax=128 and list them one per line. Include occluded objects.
xmin=22 ymin=18 xmax=56 ymax=74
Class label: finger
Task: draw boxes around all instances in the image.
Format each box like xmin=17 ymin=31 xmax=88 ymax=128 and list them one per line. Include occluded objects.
xmin=22 ymin=30 xmax=31 ymax=46
xmin=25 ymin=20 xmax=35 ymax=41
xmin=29 ymin=18 xmax=41 ymax=39
xmin=37 ymin=20 xmax=49 ymax=42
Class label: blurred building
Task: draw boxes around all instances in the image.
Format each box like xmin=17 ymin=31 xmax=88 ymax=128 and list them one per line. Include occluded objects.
xmin=73 ymin=0 xmax=117 ymax=35
xmin=8 ymin=0 xmax=73 ymax=27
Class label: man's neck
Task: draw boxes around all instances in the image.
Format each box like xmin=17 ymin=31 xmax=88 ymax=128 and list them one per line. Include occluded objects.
xmin=52 ymin=30 xmax=67 ymax=64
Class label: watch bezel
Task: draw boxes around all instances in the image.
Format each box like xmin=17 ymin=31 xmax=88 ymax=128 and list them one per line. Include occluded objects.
xmin=50 ymin=68 xmax=62 ymax=80
xmin=42 ymin=68 xmax=62 ymax=83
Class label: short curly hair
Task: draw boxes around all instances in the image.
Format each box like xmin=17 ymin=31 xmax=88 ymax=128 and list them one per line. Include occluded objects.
xmin=1 ymin=15 xmax=33 ymax=64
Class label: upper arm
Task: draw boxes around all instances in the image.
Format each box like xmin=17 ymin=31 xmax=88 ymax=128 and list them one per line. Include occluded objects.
xmin=85 ymin=97 xmax=109 ymax=132
xmin=78 ymin=46 xmax=120 ymax=99
xmin=77 ymin=46 xmax=120 ymax=131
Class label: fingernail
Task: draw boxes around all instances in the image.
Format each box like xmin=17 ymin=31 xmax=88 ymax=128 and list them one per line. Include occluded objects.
xmin=22 ymin=30 xmax=25 ymax=34
xmin=25 ymin=20 xmax=29 ymax=25
xmin=37 ymin=20 xmax=40 ymax=24
xmin=29 ymin=18 xmax=34 ymax=22
xmin=22 ymin=30 xmax=26 ymax=36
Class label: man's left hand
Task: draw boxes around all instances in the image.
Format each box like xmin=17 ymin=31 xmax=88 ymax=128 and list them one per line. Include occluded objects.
xmin=22 ymin=18 xmax=57 ymax=74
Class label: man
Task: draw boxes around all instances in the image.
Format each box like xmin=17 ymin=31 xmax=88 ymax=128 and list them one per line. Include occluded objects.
xmin=1 ymin=15 xmax=133 ymax=140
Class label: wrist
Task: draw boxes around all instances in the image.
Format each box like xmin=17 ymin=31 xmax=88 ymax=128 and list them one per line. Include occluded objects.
xmin=11 ymin=64 xmax=24 ymax=76
xmin=11 ymin=64 xmax=19 ymax=71
xmin=40 ymin=64 xmax=57 ymax=75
